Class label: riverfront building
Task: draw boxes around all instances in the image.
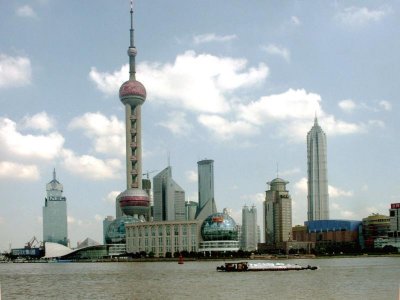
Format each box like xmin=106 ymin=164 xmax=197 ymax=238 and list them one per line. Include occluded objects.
xmin=153 ymin=167 xmax=185 ymax=221
xmin=241 ymin=205 xmax=258 ymax=251
xmin=43 ymin=169 xmax=68 ymax=246
xmin=307 ymin=117 xmax=329 ymax=221
xmin=126 ymin=220 xmax=201 ymax=257
xmin=362 ymin=213 xmax=390 ymax=249
xmin=264 ymin=178 xmax=292 ymax=247
xmin=292 ymin=220 xmax=362 ymax=253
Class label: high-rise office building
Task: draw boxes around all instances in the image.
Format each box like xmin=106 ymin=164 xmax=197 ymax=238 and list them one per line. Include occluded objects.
xmin=185 ymin=201 xmax=198 ymax=220
xmin=153 ymin=166 xmax=185 ymax=221
xmin=196 ymin=159 xmax=217 ymax=220
xmin=115 ymin=2 xmax=150 ymax=220
xmin=43 ymin=169 xmax=68 ymax=246
xmin=241 ymin=205 xmax=258 ymax=251
xmin=307 ymin=117 xmax=329 ymax=221
xmin=264 ymin=178 xmax=292 ymax=246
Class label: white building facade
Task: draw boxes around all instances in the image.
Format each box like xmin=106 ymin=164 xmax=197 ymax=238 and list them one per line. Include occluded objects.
xmin=126 ymin=220 xmax=201 ymax=257
xmin=307 ymin=117 xmax=329 ymax=221
xmin=241 ymin=205 xmax=258 ymax=251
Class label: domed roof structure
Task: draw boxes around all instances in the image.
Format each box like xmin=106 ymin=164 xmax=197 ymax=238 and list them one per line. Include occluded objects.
xmin=269 ymin=178 xmax=288 ymax=185
xmin=119 ymin=80 xmax=146 ymax=99
xmin=105 ymin=215 xmax=142 ymax=244
xmin=201 ymin=213 xmax=238 ymax=241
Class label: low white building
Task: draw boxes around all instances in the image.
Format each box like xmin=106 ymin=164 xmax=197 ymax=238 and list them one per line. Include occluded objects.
xmin=126 ymin=220 xmax=201 ymax=257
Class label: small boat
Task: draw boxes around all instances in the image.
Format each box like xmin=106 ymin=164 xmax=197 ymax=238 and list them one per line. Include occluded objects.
xmin=216 ymin=262 xmax=318 ymax=272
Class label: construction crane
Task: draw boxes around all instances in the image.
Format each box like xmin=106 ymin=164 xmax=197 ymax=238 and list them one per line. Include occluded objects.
xmin=25 ymin=236 xmax=40 ymax=249
xmin=142 ymin=170 xmax=158 ymax=179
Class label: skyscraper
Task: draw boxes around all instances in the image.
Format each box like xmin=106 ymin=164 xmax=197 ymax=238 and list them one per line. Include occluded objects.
xmin=153 ymin=166 xmax=185 ymax=221
xmin=43 ymin=169 xmax=68 ymax=246
xmin=116 ymin=2 xmax=150 ymax=220
xmin=241 ymin=205 xmax=258 ymax=251
xmin=264 ymin=178 xmax=292 ymax=246
xmin=307 ymin=117 xmax=329 ymax=221
xmin=196 ymin=159 xmax=217 ymax=220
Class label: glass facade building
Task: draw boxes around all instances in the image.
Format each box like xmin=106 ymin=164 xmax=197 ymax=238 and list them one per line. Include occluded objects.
xmin=43 ymin=169 xmax=68 ymax=246
xmin=153 ymin=167 xmax=185 ymax=221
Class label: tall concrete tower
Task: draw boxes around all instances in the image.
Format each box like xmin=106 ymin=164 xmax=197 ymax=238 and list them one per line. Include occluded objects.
xmin=116 ymin=1 xmax=150 ymax=220
xmin=195 ymin=159 xmax=217 ymax=220
xmin=307 ymin=117 xmax=329 ymax=221
xmin=43 ymin=169 xmax=68 ymax=246
xmin=264 ymin=178 xmax=292 ymax=246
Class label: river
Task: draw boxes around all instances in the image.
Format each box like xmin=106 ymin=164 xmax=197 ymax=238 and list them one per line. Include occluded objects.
xmin=0 ymin=257 xmax=399 ymax=299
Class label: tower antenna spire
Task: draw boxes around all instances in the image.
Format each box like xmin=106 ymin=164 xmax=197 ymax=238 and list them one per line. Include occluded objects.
xmin=128 ymin=0 xmax=136 ymax=79
xmin=276 ymin=163 xmax=279 ymax=178
xmin=53 ymin=168 xmax=56 ymax=180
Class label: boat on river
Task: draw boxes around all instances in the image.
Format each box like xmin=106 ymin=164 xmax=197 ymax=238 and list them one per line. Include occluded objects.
xmin=216 ymin=262 xmax=318 ymax=272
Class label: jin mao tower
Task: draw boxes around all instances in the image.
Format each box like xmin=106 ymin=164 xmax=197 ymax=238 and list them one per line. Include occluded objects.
xmin=307 ymin=117 xmax=329 ymax=221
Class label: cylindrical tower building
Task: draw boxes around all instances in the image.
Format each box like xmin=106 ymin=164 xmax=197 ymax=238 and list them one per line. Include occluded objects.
xmin=116 ymin=2 xmax=150 ymax=220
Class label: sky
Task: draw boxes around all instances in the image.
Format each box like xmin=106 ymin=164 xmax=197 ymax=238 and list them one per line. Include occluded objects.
xmin=0 ymin=0 xmax=399 ymax=251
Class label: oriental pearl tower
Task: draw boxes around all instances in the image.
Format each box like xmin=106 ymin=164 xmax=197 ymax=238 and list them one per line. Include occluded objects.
xmin=116 ymin=1 xmax=150 ymax=221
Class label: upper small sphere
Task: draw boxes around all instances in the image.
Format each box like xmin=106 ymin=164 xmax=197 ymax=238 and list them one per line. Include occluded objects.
xmin=119 ymin=80 xmax=147 ymax=101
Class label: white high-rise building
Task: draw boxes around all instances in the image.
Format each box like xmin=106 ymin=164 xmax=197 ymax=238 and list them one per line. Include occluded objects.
xmin=307 ymin=117 xmax=329 ymax=221
xmin=196 ymin=159 xmax=217 ymax=219
xmin=43 ymin=169 xmax=68 ymax=246
xmin=241 ymin=205 xmax=258 ymax=251
xmin=153 ymin=167 xmax=185 ymax=221
xmin=264 ymin=178 xmax=292 ymax=246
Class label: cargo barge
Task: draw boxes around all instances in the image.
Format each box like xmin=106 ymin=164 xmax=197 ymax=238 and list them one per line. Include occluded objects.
xmin=216 ymin=262 xmax=318 ymax=272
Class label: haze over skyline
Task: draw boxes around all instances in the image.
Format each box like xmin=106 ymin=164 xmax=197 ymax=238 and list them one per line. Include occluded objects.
xmin=0 ymin=1 xmax=399 ymax=251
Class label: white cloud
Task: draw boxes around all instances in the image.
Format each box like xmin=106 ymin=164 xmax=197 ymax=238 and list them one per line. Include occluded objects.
xmin=185 ymin=170 xmax=197 ymax=183
xmin=291 ymin=16 xmax=301 ymax=26
xmin=104 ymin=191 xmax=121 ymax=205
xmin=0 ymin=54 xmax=31 ymax=88
xmin=69 ymin=112 xmax=125 ymax=156
xmin=90 ymin=51 xmax=268 ymax=114
xmin=239 ymin=89 xmax=323 ymax=125
xmin=379 ymin=100 xmax=392 ymax=111
xmin=338 ymin=99 xmax=356 ymax=113
xmin=294 ymin=178 xmax=353 ymax=198
xmin=198 ymin=114 xmax=259 ymax=140
xmin=294 ymin=177 xmax=307 ymax=194
xmin=61 ymin=149 xmax=122 ymax=180
xmin=16 ymin=5 xmax=38 ymax=18
xmin=89 ymin=65 xmax=127 ymax=96
xmin=263 ymin=44 xmax=291 ymax=62
xmin=21 ymin=112 xmax=55 ymax=132
xmin=336 ymin=6 xmax=391 ymax=27
xmin=0 ymin=161 xmax=39 ymax=180
xmin=94 ymin=214 xmax=103 ymax=222
xmin=158 ymin=111 xmax=193 ymax=136
xmin=0 ymin=117 xmax=64 ymax=160
xmin=328 ymin=185 xmax=353 ymax=198
xmin=240 ymin=193 xmax=264 ymax=204
xmin=193 ymin=33 xmax=237 ymax=44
